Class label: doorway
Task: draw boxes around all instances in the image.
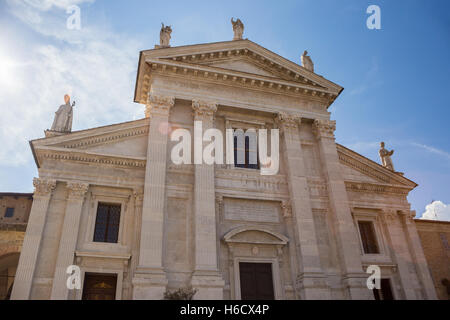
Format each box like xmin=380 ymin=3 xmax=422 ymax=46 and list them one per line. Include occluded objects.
xmin=82 ymin=273 xmax=117 ymax=300
xmin=239 ymin=262 xmax=274 ymax=300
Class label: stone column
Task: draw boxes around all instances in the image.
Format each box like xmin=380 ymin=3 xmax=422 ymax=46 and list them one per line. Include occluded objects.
xmin=312 ymin=119 xmax=371 ymax=299
xmin=132 ymin=94 xmax=174 ymax=300
xmin=50 ymin=181 xmax=89 ymax=300
xmin=11 ymin=178 xmax=56 ymax=300
xmin=190 ymin=100 xmax=224 ymax=300
xmin=399 ymin=210 xmax=438 ymax=299
xmin=277 ymin=113 xmax=330 ymax=300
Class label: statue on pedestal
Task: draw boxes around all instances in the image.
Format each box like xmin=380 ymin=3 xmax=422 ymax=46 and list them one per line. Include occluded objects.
xmin=379 ymin=142 xmax=395 ymax=171
xmin=50 ymin=94 xmax=74 ymax=133
xmin=160 ymin=23 xmax=172 ymax=47
xmin=231 ymin=18 xmax=244 ymax=40
xmin=301 ymin=50 xmax=314 ymax=72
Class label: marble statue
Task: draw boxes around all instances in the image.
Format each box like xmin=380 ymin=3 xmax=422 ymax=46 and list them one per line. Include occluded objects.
xmin=301 ymin=50 xmax=314 ymax=72
xmin=51 ymin=94 xmax=74 ymax=133
xmin=379 ymin=142 xmax=395 ymax=171
xmin=231 ymin=18 xmax=244 ymax=40
xmin=160 ymin=23 xmax=172 ymax=47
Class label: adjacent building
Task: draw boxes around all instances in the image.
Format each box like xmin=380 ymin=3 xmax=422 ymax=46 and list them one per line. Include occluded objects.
xmin=415 ymin=219 xmax=450 ymax=300
xmin=0 ymin=193 xmax=33 ymax=299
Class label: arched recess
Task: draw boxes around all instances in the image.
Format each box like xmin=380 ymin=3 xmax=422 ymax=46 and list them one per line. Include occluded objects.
xmin=222 ymin=226 xmax=289 ymax=300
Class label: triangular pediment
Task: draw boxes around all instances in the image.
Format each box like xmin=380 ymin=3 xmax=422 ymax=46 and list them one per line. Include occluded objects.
xmin=201 ymin=58 xmax=279 ymax=78
xmin=30 ymin=118 xmax=149 ymax=169
xmin=337 ymin=143 xmax=417 ymax=190
xmin=134 ymin=39 xmax=342 ymax=105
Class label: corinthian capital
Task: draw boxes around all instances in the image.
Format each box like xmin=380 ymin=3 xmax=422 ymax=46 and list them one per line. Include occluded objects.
xmin=66 ymin=181 xmax=89 ymax=200
xmin=312 ymin=119 xmax=336 ymax=139
xmin=145 ymin=94 xmax=175 ymax=118
xmin=33 ymin=178 xmax=56 ymax=197
xmin=276 ymin=112 xmax=301 ymax=129
xmin=192 ymin=100 xmax=217 ymax=120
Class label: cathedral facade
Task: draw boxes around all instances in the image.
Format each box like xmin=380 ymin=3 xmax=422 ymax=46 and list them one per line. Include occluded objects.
xmin=10 ymin=26 xmax=437 ymax=300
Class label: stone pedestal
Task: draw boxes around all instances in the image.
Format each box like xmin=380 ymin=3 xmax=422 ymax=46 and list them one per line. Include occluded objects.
xmin=312 ymin=119 xmax=369 ymax=299
xmin=11 ymin=178 xmax=56 ymax=300
xmin=190 ymin=100 xmax=224 ymax=299
xmin=132 ymin=94 xmax=174 ymax=299
xmin=278 ymin=113 xmax=330 ymax=299
xmin=50 ymin=182 xmax=89 ymax=300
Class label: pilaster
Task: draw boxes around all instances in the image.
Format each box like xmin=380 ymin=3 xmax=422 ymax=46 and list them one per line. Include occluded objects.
xmin=277 ymin=113 xmax=330 ymax=300
xmin=399 ymin=210 xmax=438 ymax=299
xmin=50 ymin=181 xmax=89 ymax=300
xmin=312 ymin=119 xmax=370 ymax=299
xmin=11 ymin=178 xmax=56 ymax=300
xmin=133 ymin=93 xmax=174 ymax=299
xmin=191 ymin=100 xmax=224 ymax=300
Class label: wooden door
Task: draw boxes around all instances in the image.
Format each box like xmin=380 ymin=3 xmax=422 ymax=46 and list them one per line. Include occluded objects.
xmin=239 ymin=262 xmax=274 ymax=300
xmin=82 ymin=273 xmax=117 ymax=300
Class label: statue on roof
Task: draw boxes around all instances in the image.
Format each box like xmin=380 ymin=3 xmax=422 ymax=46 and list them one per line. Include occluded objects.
xmin=231 ymin=18 xmax=244 ymax=40
xmin=160 ymin=23 xmax=172 ymax=47
xmin=301 ymin=50 xmax=314 ymax=72
xmin=50 ymin=94 xmax=74 ymax=133
xmin=379 ymin=142 xmax=395 ymax=171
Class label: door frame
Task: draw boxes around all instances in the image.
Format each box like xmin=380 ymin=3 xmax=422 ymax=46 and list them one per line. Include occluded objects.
xmin=233 ymin=257 xmax=282 ymax=300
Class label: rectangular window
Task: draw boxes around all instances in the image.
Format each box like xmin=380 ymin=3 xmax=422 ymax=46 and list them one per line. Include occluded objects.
xmin=93 ymin=203 xmax=121 ymax=243
xmin=4 ymin=207 xmax=14 ymax=218
xmin=358 ymin=221 xmax=379 ymax=254
xmin=233 ymin=133 xmax=259 ymax=170
xmin=373 ymin=279 xmax=394 ymax=300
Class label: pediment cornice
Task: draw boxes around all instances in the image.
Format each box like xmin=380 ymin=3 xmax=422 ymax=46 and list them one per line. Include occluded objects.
xmin=30 ymin=118 xmax=150 ymax=168
xmin=34 ymin=146 xmax=146 ymax=169
xmin=337 ymin=143 xmax=417 ymax=189
xmin=135 ymin=39 xmax=343 ymax=106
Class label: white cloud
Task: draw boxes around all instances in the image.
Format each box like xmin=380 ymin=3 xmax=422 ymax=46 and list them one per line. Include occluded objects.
xmin=411 ymin=142 xmax=450 ymax=161
xmin=420 ymin=201 xmax=450 ymax=221
xmin=0 ymin=1 xmax=144 ymax=166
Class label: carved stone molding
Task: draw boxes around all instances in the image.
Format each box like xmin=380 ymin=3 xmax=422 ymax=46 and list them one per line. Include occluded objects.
xmin=145 ymin=94 xmax=175 ymax=118
xmin=192 ymin=99 xmax=217 ymax=120
xmin=312 ymin=119 xmax=336 ymax=139
xmin=345 ymin=181 xmax=410 ymax=196
xmin=133 ymin=187 xmax=144 ymax=204
xmin=66 ymin=181 xmax=89 ymax=200
xmin=276 ymin=113 xmax=301 ymax=135
xmin=37 ymin=149 xmax=146 ymax=168
xmin=33 ymin=178 xmax=56 ymax=197
xmin=381 ymin=208 xmax=397 ymax=221
xmin=280 ymin=200 xmax=292 ymax=218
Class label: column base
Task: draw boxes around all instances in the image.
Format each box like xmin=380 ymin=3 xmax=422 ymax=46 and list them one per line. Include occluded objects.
xmin=342 ymin=273 xmax=374 ymax=300
xmin=132 ymin=267 xmax=168 ymax=300
xmin=296 ymin=273 xmax=331 ymax=300
xmin=191 ymin=271 xmax=225 ymax=300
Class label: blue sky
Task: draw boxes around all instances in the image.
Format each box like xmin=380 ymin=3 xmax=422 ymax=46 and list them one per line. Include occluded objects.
xmin=0 ymin=0 xmax=449 ymax=219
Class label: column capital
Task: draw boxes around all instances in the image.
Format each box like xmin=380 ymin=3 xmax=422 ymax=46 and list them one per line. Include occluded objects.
xmin=66 ymin=181 xmax=89 ymax=200
xmin=312 ymin=119 xmax=336 ymax=139
xmin=276 ymin=112 xmax=302 ymax=129
xmin=380 ymin=208 xmax=398 ymax=221
xmin=145 ymin=94 xmax=175 ymax=118
xmin=192 ymin=99 xmax=217 ymax=120
xmin=33 ymin=178 xmax=56 ymax=197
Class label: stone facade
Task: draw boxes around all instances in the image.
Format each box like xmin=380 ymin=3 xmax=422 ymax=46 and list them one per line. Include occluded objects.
xmin=0 ymin=193 xmax=33 ymax=299
xmin=11 ymin=39 xmax=438 ymax=300
xmin=414 ymin=219 xmax=450 ymax=300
